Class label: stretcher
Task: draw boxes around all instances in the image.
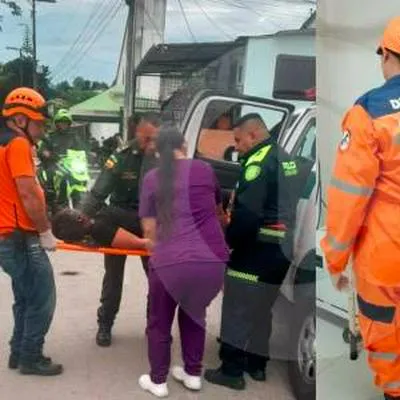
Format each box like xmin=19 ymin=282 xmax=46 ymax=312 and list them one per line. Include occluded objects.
xmin=56 ymin=241 xmax=150 ymax=257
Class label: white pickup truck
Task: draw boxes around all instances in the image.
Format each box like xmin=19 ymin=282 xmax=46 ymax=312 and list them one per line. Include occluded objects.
xmin=165 ymin=89 xmax=317 ymax=400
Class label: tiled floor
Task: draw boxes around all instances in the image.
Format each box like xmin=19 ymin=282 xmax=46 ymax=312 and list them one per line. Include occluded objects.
xmin=317 ymin=310 xmax=381 ymax=400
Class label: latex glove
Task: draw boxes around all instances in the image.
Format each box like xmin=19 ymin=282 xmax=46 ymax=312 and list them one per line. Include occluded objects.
xmin=39 ymin=229 xmax=57 ymax=251
xmin=330 ymin=273 xmax=350 ymax=292
xmin=143 ymin=238 xmax=154 ymax=252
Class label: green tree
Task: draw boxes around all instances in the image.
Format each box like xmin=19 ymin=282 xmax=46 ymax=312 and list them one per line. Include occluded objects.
xmin=0 ymin=57 xmax=51 ymax=106
xmin=72 ymin=76 xmax=85 ymax=90
xmin=0 ymin=1 xmax=22 ymax=31
xmin=55 ymin=80 xmax=71 ymax=92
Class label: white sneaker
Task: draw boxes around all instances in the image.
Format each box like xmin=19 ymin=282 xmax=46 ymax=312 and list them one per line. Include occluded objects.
xmin=172 ymin=366 xmax=202 ymax=391
xmin=138 ymin=374 xmax=169 ymax=398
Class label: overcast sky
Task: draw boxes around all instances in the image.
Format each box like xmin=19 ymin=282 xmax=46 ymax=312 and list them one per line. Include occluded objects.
xmin=0 ymin=0 xmax=315 ymax=84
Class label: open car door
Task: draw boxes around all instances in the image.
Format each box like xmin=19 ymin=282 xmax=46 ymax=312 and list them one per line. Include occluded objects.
xmin=180 ymin=90 xmax=295 ymax=207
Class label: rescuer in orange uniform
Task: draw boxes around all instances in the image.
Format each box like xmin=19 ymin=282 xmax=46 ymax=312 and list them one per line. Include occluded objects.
xmin=321 ymin=17 xmax=400 ymax=400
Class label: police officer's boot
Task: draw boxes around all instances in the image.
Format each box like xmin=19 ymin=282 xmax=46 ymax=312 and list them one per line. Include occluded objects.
xmin=19 ymin=355 xmax=63 ymax=376
xmin=204 ymin=368 xmax=246 ymax=391
xmin=244 ymin=355 xmax=267 ymax=382
xmin=8 ymin=353 xmax=20 ymax=370
xmin=245 ymin=368 xmax=266 ymax=382
xmin=96 ymin=324 xmax=112 ymax=347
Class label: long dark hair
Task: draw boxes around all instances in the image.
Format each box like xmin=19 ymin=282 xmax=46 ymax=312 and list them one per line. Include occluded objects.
xmin=156 ymin=123 xmax=185 ymax=238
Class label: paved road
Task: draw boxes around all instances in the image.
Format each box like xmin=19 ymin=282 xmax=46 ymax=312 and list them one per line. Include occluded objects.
xmin=0 ymin=251 xmax=295 ymax=400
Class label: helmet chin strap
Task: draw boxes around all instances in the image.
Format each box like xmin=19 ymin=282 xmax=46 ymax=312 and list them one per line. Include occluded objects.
xmin=12 ymin=117 xmax=36 ymax=147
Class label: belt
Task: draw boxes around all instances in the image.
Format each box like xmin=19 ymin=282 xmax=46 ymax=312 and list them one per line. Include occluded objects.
xmin=0 ymin=229 xmax=36 ymax=240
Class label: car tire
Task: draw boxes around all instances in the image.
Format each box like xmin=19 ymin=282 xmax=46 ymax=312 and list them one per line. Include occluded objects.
xmin=288 ymin=253 xmax=316 ymax=400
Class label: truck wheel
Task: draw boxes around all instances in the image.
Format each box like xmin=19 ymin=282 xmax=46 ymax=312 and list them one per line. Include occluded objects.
xmin=288 ymin=251 xmax=316 ymax=400
xmin=288 ymin=294 xmax=316 ymax=400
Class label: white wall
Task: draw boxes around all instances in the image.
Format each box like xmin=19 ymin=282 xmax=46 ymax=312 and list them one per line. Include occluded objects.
xmin=317 ymin=0 xmax=399 ymax=219
xmin=243 ymin=34 xmax=315 ymax=109
xmin=135 ymin=0 xmax=166 ymax=100
xmin=90 ymin=123 xmax=120 ymax=144
xmin=116 ymin=0 xmax=167 ymax=100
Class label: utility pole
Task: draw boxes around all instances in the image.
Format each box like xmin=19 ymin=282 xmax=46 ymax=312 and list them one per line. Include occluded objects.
xmin=31 ymin=0 xmax=56 ymax=89
xmin=32 ymin=0 xmax=37 ymax=88
xmin=123 ymin=0 xmax=137 ymax=142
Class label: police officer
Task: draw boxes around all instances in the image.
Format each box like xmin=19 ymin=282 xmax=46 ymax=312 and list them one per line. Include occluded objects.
xmin=38 ymin=109 xmax=84 ymax=211
xmin=205 ymin=113 xmax=299 ymax=390
xmin=80 ymin=112 xmax=161 ymax=347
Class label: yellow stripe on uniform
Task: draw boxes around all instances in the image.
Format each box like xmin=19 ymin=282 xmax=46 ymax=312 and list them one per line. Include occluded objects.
xmin=259 ymin=228 xmax=286 ymax=238
xmin=227 ymin=268 xmax=259 ymax=283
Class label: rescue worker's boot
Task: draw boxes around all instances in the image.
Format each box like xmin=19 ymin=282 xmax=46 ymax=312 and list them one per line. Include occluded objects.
xmin=384 ymin=394 xmax=400 ymax=399
xmin=204 ymin=368 xmax=246 ymax=391
xmin=96 ymin=324 xmax=112 ymax=347
xmin=8 ymin=353 xmax=52 ymax=370
xmin=19 ymin=355 xmax=63 ymax=376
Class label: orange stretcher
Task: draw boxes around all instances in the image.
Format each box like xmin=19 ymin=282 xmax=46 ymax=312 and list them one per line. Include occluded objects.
xmin=56 ymin=241 xmax=149 ymax=257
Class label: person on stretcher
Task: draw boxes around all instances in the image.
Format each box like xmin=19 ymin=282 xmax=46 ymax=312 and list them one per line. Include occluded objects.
xmin=51 ymin=206 xmax=150 ymax=249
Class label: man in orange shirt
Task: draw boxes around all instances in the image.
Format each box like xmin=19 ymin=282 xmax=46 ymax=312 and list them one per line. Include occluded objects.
xmin=0 ymin=87 xmax=62 ymax=376
xmin=321 ymin=17 xmax=400 ymax=400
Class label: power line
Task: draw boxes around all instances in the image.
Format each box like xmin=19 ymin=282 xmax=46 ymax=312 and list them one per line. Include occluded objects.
xmin=52 ymin=0 xmax=121 ymax=81
xmin=205 ymin=0 xmax=283 ymax=29
xmin=51 ymin=0 xmax=110 ymax=74
xmin=176 ymin=0 xmax=197 ymax=42
xmin=55 ymin=3 xmax=123 ymax=82
xmin=232 ymin=0 xmax=314 ymax=20
xmin=201 ymin=0 xmax=258 ymax=37
xmin=54 ymin=1 xmax=123 ymax=81
xmin=51 ymin=0 xmax=114 ymax=76
xmin=142 ymin=3 xmax=164 ymax=40
xmin=52 ymin=0 xmax=115 ymax=78
xmin=190 ymin=0 xmax=233 ymax=40
xmin=53 ymin=0 xmax=124 ymax=82
xmin=206 ymin=0 xmax=302 ymax=29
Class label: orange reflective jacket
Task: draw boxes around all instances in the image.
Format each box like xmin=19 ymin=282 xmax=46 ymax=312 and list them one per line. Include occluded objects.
xmin=321 ymin=74 xmax=400 ymax=286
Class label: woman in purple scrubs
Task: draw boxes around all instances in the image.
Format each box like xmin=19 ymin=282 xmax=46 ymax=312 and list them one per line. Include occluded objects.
xmin=138 ymin=124 xmax=229 ymax=397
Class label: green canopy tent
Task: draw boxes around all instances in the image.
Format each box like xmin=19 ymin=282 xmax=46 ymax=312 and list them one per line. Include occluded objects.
xmin=70 ymin=85 xmax=160 ymax=124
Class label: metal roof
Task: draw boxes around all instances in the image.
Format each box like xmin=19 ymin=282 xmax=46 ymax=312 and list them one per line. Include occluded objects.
xmin=242 ymin=27 xmax=315 ymax=41
xmin=134 ymin=40 xmax=245 ymax=76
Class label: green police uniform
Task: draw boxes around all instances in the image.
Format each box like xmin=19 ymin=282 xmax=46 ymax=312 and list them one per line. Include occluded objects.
xmin=81 ymin=139 xmax=156 ymax=216
xmin=38 ymin=127 xmax=87 ymax=211
xmin=80 ymin=139 xmax=157 ymax=333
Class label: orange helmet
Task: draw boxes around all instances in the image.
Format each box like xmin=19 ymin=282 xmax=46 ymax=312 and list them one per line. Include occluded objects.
xmin=2 ymin=87 xmax=48 ymax=121
xmin=377 ymin=16 xmax=400 ymax=55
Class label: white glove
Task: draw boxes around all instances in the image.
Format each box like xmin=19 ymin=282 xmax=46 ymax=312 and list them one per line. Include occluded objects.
xmin=330 ymin=272 xmax=350 ymax=292
xmin=39 ymin=229 xmax=57 ymax=251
